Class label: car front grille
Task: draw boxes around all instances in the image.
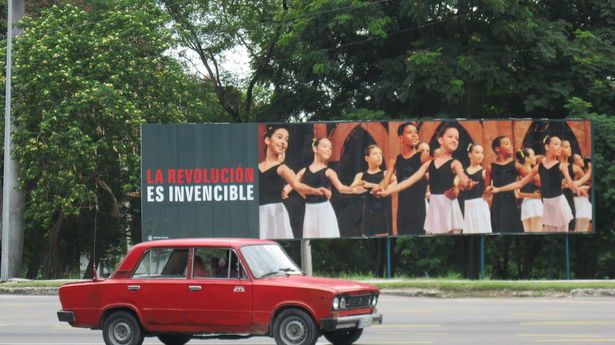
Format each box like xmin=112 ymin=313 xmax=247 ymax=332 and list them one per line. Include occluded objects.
xmin=346 ymin=294 xmax=374 ymax=309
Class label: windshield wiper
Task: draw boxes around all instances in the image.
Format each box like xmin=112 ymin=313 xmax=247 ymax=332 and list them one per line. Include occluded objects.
xmin=260 ymin=268 xmax=299 ymax=278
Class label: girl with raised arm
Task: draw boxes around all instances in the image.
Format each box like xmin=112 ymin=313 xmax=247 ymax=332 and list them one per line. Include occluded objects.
xmin=460 ymin=143 xmax=492 ymax=234
xmin=377 ymin=125 xmax=475 ymax=235
xmin=516 ymin=148 xmax=544 ymax=232
xmin=488 ymin=136 xmax=587 ymax=232
xmin=382 ymin=123 xmax=431 ymax=235
xmin=258 ymin=126 xmax=327 ymax=240
xmin=295 ymin=138 xmax=366 ymax=239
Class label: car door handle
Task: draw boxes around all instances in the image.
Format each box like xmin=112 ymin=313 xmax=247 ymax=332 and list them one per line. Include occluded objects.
xmin=188 ymin=285 xmax=202 ymax=291
xmin=127 ymin=285 xmax=141 ymax=291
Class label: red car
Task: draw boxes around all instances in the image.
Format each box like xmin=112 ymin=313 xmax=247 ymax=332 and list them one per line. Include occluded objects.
xmin=57 ymin=238 xmax=382 ymax=345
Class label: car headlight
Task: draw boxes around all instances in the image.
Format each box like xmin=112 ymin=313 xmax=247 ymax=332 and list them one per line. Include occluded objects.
xmin=339 ymin=296 xmax=347 ymax=309
xmin=332 ymin=297 xmax=340 ymax=310
xmin=370 ymin=294 xmax=378 ymax=307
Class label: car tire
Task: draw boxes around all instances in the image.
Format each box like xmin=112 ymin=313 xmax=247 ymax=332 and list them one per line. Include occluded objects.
xmin=157 ymin=333 xmax=191 ymax=345
xmin=102 ymin=311 xmax=144 ymax=345
xmin=272 ymin=308 xmax=319 ymax=345
xmin=323 ymin=328 xmax=364 ymax=345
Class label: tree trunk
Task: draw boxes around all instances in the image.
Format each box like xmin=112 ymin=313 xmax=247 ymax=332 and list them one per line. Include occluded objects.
xmin=42 ymin=213 xmax=65 ymax=279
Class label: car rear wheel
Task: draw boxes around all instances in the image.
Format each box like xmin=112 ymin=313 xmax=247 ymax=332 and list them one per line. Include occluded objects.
xmin=102 ymin=311 xmax=144 ymax=345
xmin=323 ymin=327 xmax=363 ymax=345
xmin=157 ymin=334 xmax=191 ymax=345
xmin=272 ymin=308 xmax=319 ymax=345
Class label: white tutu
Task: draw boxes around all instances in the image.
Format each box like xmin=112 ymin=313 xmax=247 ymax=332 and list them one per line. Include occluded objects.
xmin=463 ymin=198 xmax=492 ymax=234
xmin=259 ymin=203 xmax=294 ymax=239
xmin=424 ymin=194 xmax=464 ymax=234
xmin=542 ymin=194 xmax=573 ymax=228
xmin=573 ymin=196 xmax=592 ymax=219
xmin=303 ymin=201 xmax=340 ymax=239
xmin=521 ymin=198 xmax=544 ymax=220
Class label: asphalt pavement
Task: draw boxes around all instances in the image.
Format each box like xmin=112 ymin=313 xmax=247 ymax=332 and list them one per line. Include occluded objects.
xmin=1 ymin=294 xmax=615 ymax=344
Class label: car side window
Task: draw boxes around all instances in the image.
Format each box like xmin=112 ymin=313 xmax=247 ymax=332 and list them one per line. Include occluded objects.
xmin=193 ymin=247 xmax=247 ymax=280
xmin=132 ymin=248 xmax=188 ymax=279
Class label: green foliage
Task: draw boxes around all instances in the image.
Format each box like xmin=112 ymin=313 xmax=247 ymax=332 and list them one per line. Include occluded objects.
xmin=11 ymin=1 xmax=220 ymax=278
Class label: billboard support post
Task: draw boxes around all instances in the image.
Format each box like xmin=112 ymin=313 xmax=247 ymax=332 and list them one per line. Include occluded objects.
xmin=386 ymin=237 xmax=392 ymax=279
xmin=479 ymin=235 xmax=485 ymax=280
xmin=300 ymin=239 xmax=312 ymax=276
xmin=565 ymin=234 xmax=570 ymax=280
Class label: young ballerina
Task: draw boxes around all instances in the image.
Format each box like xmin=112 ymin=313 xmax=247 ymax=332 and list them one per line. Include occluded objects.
xmin=258 ymin=126 xmax=327 ymax=240
xmin=516 ymin=148 xmax=544 ymax=232
xmin=350 ymin=145 xmax=396 ymax=236
xmin=382 ymin=123 xmax=431 ymax=235
xmin=294 ymin=138 xmax=366 ymax=239
xmin=487 ymin=136 xmax=588 ymax=232
xmin=572 ymin=154 xmax=592 ymax=232
xmin=376 ymin=126 xmax=475 ymax=235
xmin=460 ymin=143 xmax=492 ymax=234
xmin=486 ymin=136 xmax=523 ymax=233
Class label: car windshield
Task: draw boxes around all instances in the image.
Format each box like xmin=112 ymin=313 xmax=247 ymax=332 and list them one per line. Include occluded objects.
xmin=240 ymin=244 xmax=303 ymax=279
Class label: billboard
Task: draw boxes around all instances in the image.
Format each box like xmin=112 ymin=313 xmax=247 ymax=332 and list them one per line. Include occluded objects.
xmin=141 ymin=119 xmax=593 ymax=241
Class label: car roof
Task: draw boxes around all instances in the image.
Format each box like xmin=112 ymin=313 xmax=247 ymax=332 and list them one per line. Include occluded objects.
xmin=132 ymin=238 xmax=277 ymax=250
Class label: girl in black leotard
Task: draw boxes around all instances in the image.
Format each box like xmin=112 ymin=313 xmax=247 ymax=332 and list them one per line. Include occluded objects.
xmin=488 ymin=136 xmax=588 ymax=232
xmin=258 ymin=126 xmax=327 ymax=239
xmin=294 ymin=138 xmax=365 ymax=238
xmin=377 ymin=126 xmax=475 ymax=235
xmin=572 ymin=154 xmax=592 ymax=232
xmin=351 ymin=145 xmax=396 ymax=236
xmin=382 ymin=123 xmax=431 ymax=235
xmin=461 ymin=144 xmax=492 ymax=234
xmin=516 ymin=148 xmax=544 ymax=232
xmin=486 ymin=136 xmax=523 ymax=233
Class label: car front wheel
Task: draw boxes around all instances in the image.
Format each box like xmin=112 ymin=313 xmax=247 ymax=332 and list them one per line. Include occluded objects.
xmin=102 ymin=311 xmax=144 ymax=345
xmin=157 ymin=334 xmax=191 ymax=345
xmin=272 ymin=308 xmax=319 ymax=345
xmin=323 ymin=327 xmax=364 ymax=345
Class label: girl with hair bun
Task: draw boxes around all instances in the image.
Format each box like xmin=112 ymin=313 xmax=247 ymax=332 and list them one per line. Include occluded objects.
xmin=460 ymin=143 xmax=492 ymax=234
xmin=258 ymin=126 xmax=327 ymax=240
xmin=572 ymin=154 xmax=592 ymax=232
xmin=516 ymin=148 xmax=544 ymax=232
xmin=294 ymin=138 xmax=366 ymax=238
xmin=486 ymin=136 xmax=523 ymax=233
xmin=351 ymin=145 xmax=396 ymax=236
xmin=488 ymin=136 xmax=588 ymax=232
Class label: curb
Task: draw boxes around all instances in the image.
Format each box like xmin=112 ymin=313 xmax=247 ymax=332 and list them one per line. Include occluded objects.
xmin=0 ymin=287 xmax=59 ymax=296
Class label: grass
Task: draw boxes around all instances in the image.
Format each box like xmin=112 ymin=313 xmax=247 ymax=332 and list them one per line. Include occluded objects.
xmin=3 ymin=278 xmax=615 ymax=292
xmin=371 ymin=279 xmax=615 ymax=291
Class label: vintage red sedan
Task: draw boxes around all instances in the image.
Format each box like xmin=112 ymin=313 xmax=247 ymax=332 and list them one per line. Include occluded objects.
xmin=57 ymin=238 xmax=382 ymax=345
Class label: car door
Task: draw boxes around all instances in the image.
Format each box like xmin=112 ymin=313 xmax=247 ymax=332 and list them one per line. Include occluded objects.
xmin=127 ymin=247 xmax=191 ymax=327
xmin=184 ymin=247 xmax=253 ymax=331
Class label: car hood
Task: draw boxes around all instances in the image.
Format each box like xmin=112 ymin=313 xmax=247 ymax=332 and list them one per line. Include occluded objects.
xmin=261 ymin=275 xmax=379 ymax=295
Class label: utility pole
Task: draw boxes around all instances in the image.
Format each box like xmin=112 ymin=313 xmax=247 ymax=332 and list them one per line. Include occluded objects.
xmin=1 ymin=0 xmax=26 ymax=281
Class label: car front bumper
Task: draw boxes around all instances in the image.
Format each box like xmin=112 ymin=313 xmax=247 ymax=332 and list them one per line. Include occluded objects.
xmin=57 ymin=310 xmax=76 ymax=324
xmin=321 ymin=313 xmax=383 ymax=331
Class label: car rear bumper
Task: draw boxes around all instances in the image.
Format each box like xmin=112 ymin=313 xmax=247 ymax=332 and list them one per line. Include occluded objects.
xmin=57 ymin=310 xmax=76 ymax=324
xmin=321 ymin=313 xmax=382 ymax=331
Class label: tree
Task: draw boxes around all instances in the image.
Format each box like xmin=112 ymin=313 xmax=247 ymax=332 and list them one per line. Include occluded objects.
xmin=11 ymin=1 xmax=223 ymax=278
xmin=262 ymin=0 xmax=614 ymax=120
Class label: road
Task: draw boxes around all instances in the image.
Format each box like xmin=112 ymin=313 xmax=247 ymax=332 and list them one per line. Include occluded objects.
xmin=1 ymin=294 xmax=615 ymax=344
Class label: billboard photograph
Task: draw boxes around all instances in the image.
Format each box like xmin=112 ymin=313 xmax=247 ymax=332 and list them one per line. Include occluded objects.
xmin=142 ymin=119 xmax=593 ymax=241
